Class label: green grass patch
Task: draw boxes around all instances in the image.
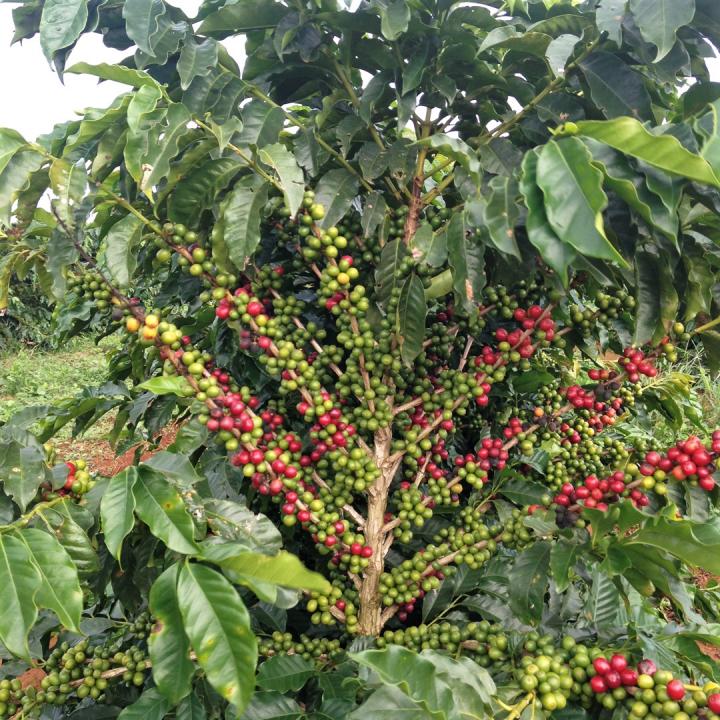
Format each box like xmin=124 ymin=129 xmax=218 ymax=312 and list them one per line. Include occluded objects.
xmin=0 ymin=336 xmax=117 ymax=426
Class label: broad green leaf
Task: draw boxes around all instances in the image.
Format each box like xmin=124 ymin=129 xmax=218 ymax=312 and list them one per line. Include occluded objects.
xmin=479 ymin=26 xmax=551 ymax=56
xmin=585 ymin=138 xmax=677 ymax=242
xmin=49 ymin=158 xmax=87 ymax=230
xmin=216 ymin=178 xmax=269 ymax=270
xmin=519 ymin=149 xmax=575 ymax=284
xmin=217 ymin=550 xmax=330 ymax=593
xmin=570 ymin=118 xmax=720 ymax=187
xmin=348 ymin=685 xmax=435 ymax=720
xmin=537 ymin=137 xmax=626 ymax=266
xmin=480 ymin=176 xmax=521 ymax=259
xmin=137 ymin=375 xmax=193 ymax=396
xmin=204 ymin=499 xmax=282 ymax=552
xmin=634 ymin=251 xmax=677 ymax=344
xmin=177 ymin=693 xmax=206 ymax=720
xmin=361 ymin=190 xmax=387 ymax=238
xmin=123 ymin=0 xmax=165 ymax=54
xmin=63 ymin=94 xmax=132 ymax=158
xmin=546 ymin=33 xmax=580 ymax=76
xmin=684 ymin=249 xmax=714 ymax=320
xmin=240 ymin=691 xmax=304 ymax=720
xmin=198 ymin=0 xmax=285 ymax=35
xmin=447 ymin=212 xmax=485 ymax=311
xmin=551 ymin=540 xmax=579 ymax=592
xmin=396 ymin=274 xmax=427 ymax=365
xmin=65 ymin=62 xmax=161 ymax=89
xmin=178 ymin=37 xmax=218 ymax=91
xmin=352 ymin=646 xmax=493 ymax=720
xmin=509 ymin=541 xmax=552 ymax=624
xmin=584 ymin=565 xmax=621 ymax=630
xmin=313 ymin=169 xmax=359 ymax=230
xmin=376 ymin=238 xmax=409 ymax=306
xmin=629 ymin=0 xmax=695 ymax=62
xmin=256 ymin=654 xmax=315 ymax=693
xmin=43 ymin=504 xmax=99 ymax=578
xmin=100 ymin=467 xmax=138 ymax=560
xmin=105 ymin=214 xmax=143 ymax=288
xmin=258 ymin=144 xmax=305 ymax=217
xmin=236 ymin=102 xmax=285 ymax=148
xmin=118 ymin=688 xmax=170 ymax=720
xmin=39 ymin=0 xmax=88 ymax=60
xmin=417 ymin=134 xmax=482 ymax=185
xmin=380 ymin=0 xmax=410 ymax=40
xmin=178 ymin=562 xmax=257 ymax=710
xmin=149 ymin=564 xmax=194 ymax=705
xmin=0 ymin=149 xmax=46 ymax=225
xmin=412 ymin=222 xmax=447 ymax=267
xmin=1 ymin=443 xmax=48 ymax=511
xmin=624 ymin=517 xmax=720 ymax=575
xmin=143 ymin=451 xmax=202 ymax=489
xmin=579 ymin=52 xmax=652 ymax=120
xmin=0 ymin=533 xmax=41 ymax=659
xmin=18 ymin=528 xmax=82 ymax=632
xmin=595 ymin=0 xmax=625 ymax=45
xmin=133 ymin=468 xmax=198 ymax=554
xmin=0 ymin=128 xmax=27 ymax=177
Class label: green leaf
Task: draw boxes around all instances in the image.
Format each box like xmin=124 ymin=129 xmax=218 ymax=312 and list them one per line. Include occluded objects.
xmin=396 ymin=274 xmax=427 ymax=365
xmin=481 ymin=176 xmax=522 ymax=259
xmin=122 ymin=0 xmax=165 ymax=54
xmin=584 ymin=565 xmax=621 ymax=630
xmin=351 ymin=646 xmax=494 ymax=720
xmin=633 ymin=251 xmax=678 ymax=344
xmin=143 ymin=451 xmax=202 ymax=489
xmin=177 ymin=562 xmax=257 ymax=710
xmin=595 ymin=0 xmax=626 ymax=44
xmin=313 ymin=169 xmax=359 ymax=230
xmin=571 ymin=118 xmax=720 ymax=187
xmin=683 ymin=244 xmax=714 ymax=320
xmin=411 ymin=223 xmax=447 ymax=267
xmin=198 ymin=0 xmax=285 ymax=35
xmin=204 ymin=500 xmax=282 ymax=552
xmin=105 ymin=214 xmax=143 ymax=288
xmin=178 ymin=37 xmax=219 ymax=91
xmin=237 ymin=101 xmax=285 ymax=148
xmin=579 ymin=52 xmax=653 ymax=120
xmin=361 ymin=191 xmax=387 ymax=238
xmin=177 ymin=693 xmax=206 ymax=720
xmin=65 ymin=62 xmax=161 ymax=89
xmin=216 ymin=178 xmax=270 ymax=270
xmin=208 ymin=549 xmax=331 ymax=593
xmin=447 ymin=212 xmax=485 ymax=311
xmin=240 ymin=691 xmax=303 ymax=720
xmin=1 ymin=443 xmax=48 ymax=511
xmin=0 ymin=128 xmax=27 ymax=177
xmin=0 ymin=150 xmax=46 ymax=225
xmin=348 ymin=685 xmax=435 ymax=720
xmin=39 ymin=0 xmax=88 ymax=60
xmin=18 ymin=528 xmax=82 ymax=632
xmin=0 ymin=533 xmax=41 ymax=659
xmin=585 ymin=138 xmax=677 ymax=242
xmin=376 ymin=238 xmax=409 ymax=307
xmin=137 ymin=375 xmax=192 ymax=396
xmin=118 ymin=688 xmax=170 ymax=720
xmin=256 ymin=655 xmax=315 ymax=693
xmin=100 ymin=467 xmax=137 ymax=560
xmin=43 ymin=504 xmax=99 ymax=578
xmin=258 ymin=144 xmax=305 ymax=217
xmin=551 ymin=540 xmax=579 ymax=592
xmin=519 ymin=149 xmax=575 ymax=284
xmin=546 ymin=33 xmax=580 ymax=77
xmin=379 ymin=0 xmax=410 ymax=40
xmin=149 ymin=564 xmax=194 ymax=705
xmin=624 ymin=517 xmax=720 ymax=575
xmin=537 ymin=137 xmax=626 ymax=266
xmin=416 ymin=134 xmax=482 ymax=186
xmin=509 ymin=541 xmax=552 ymax=624
xmin=133 ymin=468 xmax=198 ymax=555
xmin=629 ymin=0 xmax=695 ymax=62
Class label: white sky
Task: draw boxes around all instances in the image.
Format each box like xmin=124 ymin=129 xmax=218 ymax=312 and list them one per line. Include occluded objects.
xmin=0 ymin=4 xmax=719 ymax=140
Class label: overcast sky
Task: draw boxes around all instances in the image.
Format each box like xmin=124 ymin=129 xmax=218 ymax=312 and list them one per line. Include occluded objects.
xmin=0 ymin=4 xmax=718 ymax=140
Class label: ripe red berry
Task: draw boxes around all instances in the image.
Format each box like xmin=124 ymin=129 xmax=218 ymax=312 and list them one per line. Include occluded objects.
xmin=247 ymin=300 xmax=263 ymax=316
xmin=707 ymin=693 xmax=720 ymax=713
xmin=610 ymin=654 xmax=628 ymax=672
xmin=590 ymin=675 xmax=607 ymax=694
xmin=593 ymin=657 xmax=611 ymax=675
xmin=666 ymin=679 xmax=685 ymax=701
xmin=620 ymin=669 xmax=638 ymax=687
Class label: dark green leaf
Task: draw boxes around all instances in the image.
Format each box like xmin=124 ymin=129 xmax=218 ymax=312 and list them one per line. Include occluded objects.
xmin=629 ymin=0 xmax=695 ymax=61
xmin=447 ymin=212 xmax=485 ymax=310
xmin=258 ymin=144 xmax=305 ymax=216
xmin=396 ymin=274 xmax=427 ymax=365
xmin=256 ymin=655 xmax=315 ymax=693
xmin=105 ymin=215 xmax=143 ymax=288
xmin=313 ymin=169 xmax=359 ymax=230
xmin=100 ymin=468 xmax=137 ymax=561
xmin=178 ymin=37 xmax=218 ymax=91
xmin=117 ymin=688 xmax=170 ymax=720
xmin=39 ymin=0 xmax=88 ymax=60
xmin=509 ymin=541 xmax=551 ymax=624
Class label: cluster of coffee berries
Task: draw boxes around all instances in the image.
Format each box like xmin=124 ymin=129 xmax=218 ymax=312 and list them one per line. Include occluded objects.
xmin=553 ymin=471 xmax=646 ymax=511
xmin=66 ymin=271 xmax=113 ymax=310
xmin=258 ymin=632 xmax=344 ymax=663
xmin=639 ymin=434 xmax=718 ymax=492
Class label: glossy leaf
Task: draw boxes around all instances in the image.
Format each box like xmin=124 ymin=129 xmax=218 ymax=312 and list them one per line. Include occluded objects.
xmin=204 ymin=499 xmax=282 ymax=552
xmin=396 ymin=274 xmax=427 ymax=365
xmin=551 ymin=541 xmax=579 ymax=593
xmin=379 ymin=0 xmax=410 ymax=40
xmin=148 ymin=563 xmax=194 ymax=705
xmin=629 ymin=0 xmax=695 ymax=61
xmin=123 ymin=0 xmax=165 ymax=54
xmin=509 ymin=541 xmax=552 ymax=624
xmin=313 ymin=169 xmax=359 ymax=230
xmin=178 ymin=562 xmax=257 ymax=710
xmin=137 ymin=375 xmax=192 ymax=396
xmin=178 ymin=37 xmax=218 ymax=91
xmin=105 ymin=215 xmax=143 ymax=288
xmin=198 ymin=1 xmax=284 ymax=35
xmin=447 ymin=212 xmax=485 ymax=310
xmin=100 ymin=467 xmax=138 ymax=560
xmin=118 ymin=688 xmax=170 ymax=720
xmin=595 ymin=0 xmax=625 ymax=44
xmin=39 ymin=0 xmax=88 ymax=60
xmin=132 ymin=468 xmax=198 ymax=554
xmin=348 ymin=685 xmax=435 ymax=720
xmin=65 ymin=62 xmax=160 ymax=89
xmin=481 ymin=176 xmax=521 ymax=259
xmin=417 ymin=134 xmax=481 ymax=185
xmin=258 ymin=144 xmax=305 ymax=217
xmin=537 ymin=138 xmax=625 ymax=266
xmin=19 ymin=527 xmax=82 ymax=632
xmin=571 ymin=119 xmax=720 ymax=187
xmin=256 ymin=654 xmax=315 ymax=693
xmin=0 ymin=533 xmax=41 ymax=659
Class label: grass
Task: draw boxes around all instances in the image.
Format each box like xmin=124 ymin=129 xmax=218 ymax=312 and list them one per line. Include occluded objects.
xmin=0 ymin=336 xmax=118 ymax=429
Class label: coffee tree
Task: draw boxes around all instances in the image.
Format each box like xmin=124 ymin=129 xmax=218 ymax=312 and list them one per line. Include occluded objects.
xmin=3 ymin=0 xmax=720 ymax=718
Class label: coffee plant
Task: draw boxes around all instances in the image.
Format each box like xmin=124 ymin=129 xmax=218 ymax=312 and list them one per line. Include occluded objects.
xmin=2 ymin=0 xmax=720 ymax=718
